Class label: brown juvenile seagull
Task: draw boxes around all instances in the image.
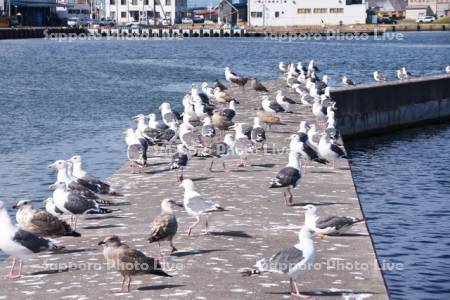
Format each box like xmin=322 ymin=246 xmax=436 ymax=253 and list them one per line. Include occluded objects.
xmin=257 ymin=110 xmax=286 ymax=131
xmin=13 ymin=200 xmax=81 ymax=238
xmin=148 ymin=199 xmax=178 ymax=256
xmin=212 ymin=109 xmax=234 ymax=136
xmin=251 ymin=77 xmax=269 ymax=92
xmin=99 ymin=235 xmax=172 ymax=293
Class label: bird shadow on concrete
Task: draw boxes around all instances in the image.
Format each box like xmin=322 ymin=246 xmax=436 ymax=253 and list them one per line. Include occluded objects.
xmin=55 ymin=248 xmax=97 ymax=255
xmin=251 ymin=163 xmax=277 ymax=168
xmin=138 ymin=284 xmax=185 ymax=291
xmin=171 ymin=249 xmax=225 ymax=257
xmin=267 ymin=290 xmax=375 ymax=297
xmin=82 ymin=224 xmax=125 ymax=230
xmin=191 ymin=176 xmax=215 ymax=182
xmin=30 ymin=266 xmax=78 ymax=276
xmin=310 ymin=170 xmax=337 ymax=174
xmin=291 ymin=201 xmax=352 ymax=207
xmin=333 ymin=233 xmax=369 ymax=237
xmin=144 ymin=168 xmax=170 ymax=175
xmin=208 ymin=230 xmax=253 ymax=238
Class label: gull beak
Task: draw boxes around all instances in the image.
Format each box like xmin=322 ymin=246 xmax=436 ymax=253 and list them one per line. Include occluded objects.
xmin=318 ymin=233 xmax=326 ymax=240
xmin=131 ymin=115 xmax=140 ymax=120
xmin=174 ymin=202 xmax=184 ymax=208
xmin=98 ymin=241 xmax=105 ymax=246
xmin=48 ymin=163 xmax=56 ymax=169
xmin=12 ymin=205 xmax=18 ymax=209
xmin=49 ymin=183 xmax=56 ymax=190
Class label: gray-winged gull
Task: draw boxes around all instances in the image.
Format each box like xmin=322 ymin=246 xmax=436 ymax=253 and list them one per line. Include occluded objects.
xmin=224 ymin=67 xmax=248 ymax=87
xmin=148 ymin=199 xmax=178 ymax=256
xmin=148 ymin=113 xmax=169 ymax=130
xmin=276 ymin=90 xmax=297 ymax=113
xmin=170 ymin=144 xmax=189 ymax=182
xmin=44 ymin=197 xmax=64 ymax=217
xmin=180 ymin=179 xmax=225 ymax=236
xmin=125 ymin=128 xmax=148 ymax=169
xmin=0 ymin=200 xmax=63 ymax=279
xmin=270 ymin=150 xmax=302 ymax=206
xmin=99 ymin=235 xmax=171 ymax=293
xmin=250 ymin=117 xmax=266 ymax=150
xmin=373 ymin=71 xmax=387 ymax=82
xmin=342 ymin=75 xmax=355 ymax=86
xmin=318 ymin=132 xmax=348 ymax=169
xmin=242 ymin=227 xmax=315 ymax=298
xmin=262 ymin=95 xmax=285 ymax=113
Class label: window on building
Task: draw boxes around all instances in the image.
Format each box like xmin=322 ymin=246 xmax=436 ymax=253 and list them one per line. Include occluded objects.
xmin=166 ymin=0 xmax=171 ymax=5
xmin=132 ymin=0 xmax=137 ymax=5
xmin=121 ymin=12 xmax=127 ymax=17
xmin=121 ymin=0 xmax=126 ymax=5
xmin=155 ymin=0 xmax=160 ymax=4
xmin=251 ymin=11 xmax=263 ymax=18
xmin=297 ymin=8 xmax=311 ymax=14
xmin=144 ymin=0 xmax=148 ymax=4
xmin=275 ymin=11 xmax=279 ymax=18
xmin=110 ymin=0 xmax=115 ymax=4
xmin=329 ymin=8 xmax=344 ymax=13
xmin=313 ymin=8 xmax=327 ymax=13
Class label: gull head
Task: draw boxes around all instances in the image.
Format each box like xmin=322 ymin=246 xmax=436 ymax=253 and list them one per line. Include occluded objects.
xmin=159 ymin=102 xmax=171 ymax=111
xmin=69 ymin=155 xmax=82 ymax=165
xmin=98 ymin=235 xmax=121 ymax=247
xmin=12 ymin=199 xmax=32 ymax=210
xmin=131 ymin=113 xmax=145 ymax=120
xmin=48 ymin=160 xmax=66 ymax=170
xmin=302 ymin=204 xmax=317 ymax=216
xmin=49 ymin=181 xmax=66 ymax=190
xmin=180 ymin=179 xmax=195 ymax=190
xmin=147 ymin=113 xmax=157 ymax=121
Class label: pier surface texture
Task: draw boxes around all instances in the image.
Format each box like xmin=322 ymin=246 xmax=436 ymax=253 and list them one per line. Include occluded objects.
xmin=331 ymin=74 xmax=450 ymax=138
xmin=0 ymin=79 xmax=388 ymax=299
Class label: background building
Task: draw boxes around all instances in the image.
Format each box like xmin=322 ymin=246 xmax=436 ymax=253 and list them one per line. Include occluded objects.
xmin=9 ymin=0 xmax=60 ymax=26
xmin=248 ymin=0 xmax=367 ymax=26
xmin=105 ymin=0 xmax=187 ymax=24
xmin=217 ymin=0 xmax=247 ymax=25
xmin=368 ymin=0 xmax=407 ymax=18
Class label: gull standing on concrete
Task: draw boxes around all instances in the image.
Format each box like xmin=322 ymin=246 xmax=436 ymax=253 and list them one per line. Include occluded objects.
xmin=289 ymin=134 xmax=328 ymax=172
xmin=233 ymin=122 xmax=255 ymax=167
xmin=160 ymin=102 xmax=181 ymax=126
xmin=373 ymin=71 xmax=387 ymax=82
xmin=51 ymin=181 xmax=113 ymax=230
xmin=13 ymin=200 xmax=80 ymax=238
xmin=262 ymin=95 xmax=285 ymax=113
xmin=132 ymin=114 xmax=158 ymax=144
xmin=201 ymin=82 xmax=215 ymax=98
xmin=318 ymin=133 xmax=348 ymax=169
xmin=148 ymin=113 xmax=169 ymax=130
xmin=242 ymin=227 xmax=315 ymax=298
xmin=179 ymin=122 xmax=204 ymax=150
xmin=0 ymin=201 xmax=62 ymax=279
xmin=276 ymin=90 xmax=297 ymax=113
xmin=303 ymin=204 xmax=364 ymax=237
xmin=213 ymin=87 xmax=237 ymax=104
xmin=99 ymin=235 xmax=171 ymax=293
xmin=125 ymin=128 xmax=148 ymax=169
xmin=251 ymin=117 xmax=266 ymax=150
xmin=170 ymin=144 xmax=189 ymax=182
xmin=212 ymin=79 xmax=228 ymax=91
xmin=446 ymin=65 xmax=450 ymax=74
xmin=256 ymin=110 xmax=286 ymax=131
xmin=205 ymin=133 xmax=235 ymax=172
xmin=251 ymin=77 xmax=269 ymax=92
xmin=44 ymin=198 xmax=64 ymax=217
xmin=307 ymin=124 xmax=319 ymax=148
xmin=396 ymin=69 xmax=405 ymax=80
xmin=148 ymin=199 xmax=178 ymax=256
xmin=225 ymin=67 xmax=248 ymax=87
xmin=342 ymin=75 xmax=355 ymax=86
xmin=180 ymin=179 xmax=225 ymax=236
xmin=221 ymin=100 xmax=237 ymax=121
xmin=69 ymin=155 xmax=121 ymax=196
xmin=270 ymin=150 xmax=302 ymax=206
xmin=402 ymin=67 xmax=413 ymax=79
xmin=279 ymin=62 xmax=287 ymax=73
xmin=212 ymin=109 xmax=234 ymax=136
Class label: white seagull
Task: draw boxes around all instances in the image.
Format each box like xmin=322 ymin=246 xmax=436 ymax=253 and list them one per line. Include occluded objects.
xmin=318 ymin=133 xmax=348 ymax=169
xmin=373 ymin=71 xmax=386 ymax=82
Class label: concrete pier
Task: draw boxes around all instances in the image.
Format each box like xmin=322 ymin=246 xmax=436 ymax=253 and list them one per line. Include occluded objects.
xmin=331 ymin=74 xmax=450 ymax=138
xmin=0 ymin=79 xmax=388 ymax=299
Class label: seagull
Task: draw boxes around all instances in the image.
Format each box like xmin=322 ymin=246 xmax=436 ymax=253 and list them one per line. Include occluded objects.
xmin=312 ymin=97 xmax=327 ymax=124
xmin=342 ymin=75 xmax=354 ymax=86
xmin=224 ymin=67 xmax=248 ymax=87
xmin=242 ymin=227 xmax=315 ymax=298
xmin=13 ymin=200 xmax=80 ymax=238
xmin=279 ymin=62 xmax=287 ymax=73
xmin=179 ymin=122 xmax=203 ymax=150
xmin=289 ymin=134 xmax=328 ymax=172
xmin=159 ymin=102 xmax=181 ymax=126
xmin=315 ymin=75 xmax=329 ymax=94
xmin=446 ymin=65 xmax=450 ymax=74
xmin=401 ymin=67 xmax=413 ymax=79
xmin=201 ymin=116 xmax=216 ymax=140
xmin=396 ymin=69 xmax=405 ymax=80
xmin=220 ymin=100 xmax=237 ymax=121
xmin=213 ymin=87 xmax=237 ymax=104
xmin=132 ymin=114 xmax=158 ymax=144
xmin=204 ymin=133 xmax=235 ymax=172
xmin=212 ymin=79 xmax=227 ymax=91
xmin=125 ymin=128 xmax=148 ymax=169
xmin=270 ymin=150 xmax=302 ymax=206
xmin=232 ymin=123 xmax=254 ymax=167
xmin=155 ymin=122 xmax=178 ymax=145
xmin=180 ymin=179 xmax=225 ymax=236
xmin=262 ymin=95 xmax=285 ymax=113
xmin=44 ymin=197 xmax=64 ymax=217
xmin=193 ymin=97 xmax=214 ymax=119
xmin=148 ymin=113 xmax=169 ymax=130
xmin=148 ymin=199 xmax=178 ymax=256
xmin=212 ymin=109 xmax=234 ymax=135
xmin=373 ymin=71 xmax=386 ymax=82
xmin=192 ymin=83 xmax=213 ymax=106
xmin=308 ymin=59 xmax=320 ymax=72
xmin=276 ymin=90 xmax=297 ymax=113
xmin=303 ymin=204 xmax=364 ymax=237
xmin=201 ymin=82 xmax=215 ymax=98
xmin=69 ymin=155 xmax=121 ymax=196
xmin=99 ymin=235 xmax=171 ymax=293
xmin=50 ymin=181 xmax=113 ymax=230
xmin=318 ymin=133 xmax=348 ymax=169
xmin=257 ymin=110 xmax=286 ymax=131
xmin=250 ymin=117 xmax=266 ymax=150
xmin=307 ymin=125 xmax=319 ymax=148
xmin=251 ymin=77 xmax=269 ymax=92
xmin=170 ymin=144 xmax=189 ymax=182
xmin=0 ymin=200 xmax=62 ymax=279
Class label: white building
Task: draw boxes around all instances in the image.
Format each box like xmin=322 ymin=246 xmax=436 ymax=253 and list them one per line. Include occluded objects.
xmin=105 ymin=0 xmax=187 ymax=24
xmin=248 ymin=0 xmax=368 ymax=26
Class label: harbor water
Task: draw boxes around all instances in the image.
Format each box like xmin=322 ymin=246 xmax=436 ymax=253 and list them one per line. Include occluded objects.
xmin=0 ymin=32 xmax=450 ymax=299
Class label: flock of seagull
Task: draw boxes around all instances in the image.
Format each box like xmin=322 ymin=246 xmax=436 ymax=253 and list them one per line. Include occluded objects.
xmin=3 ymin=59 xmax=444 ymax=297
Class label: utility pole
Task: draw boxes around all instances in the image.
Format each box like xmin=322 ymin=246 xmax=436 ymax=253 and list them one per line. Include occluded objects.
xmin=153 ymin=0 xmax=155 ymax=25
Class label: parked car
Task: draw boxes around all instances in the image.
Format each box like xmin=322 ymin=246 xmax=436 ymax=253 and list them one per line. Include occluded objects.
xmin=67 ymin=17 xmax=79 ymax=27
xmin=416 ymin=16 xmax=436 ymax=23
xmin=193 ymin=16 xmax=204 ymax=24
xmin=378 ymin=16 xmax=397 ymax=24
xmin=160 ymin=18 xmax=171 ymax=25
xmin=100 ymin=19 xmax=115 ymax=26
xmin=204 ymin=20 xmax=215 ymax=25
xmin=181 ymin=17 xmax=193 ymax=24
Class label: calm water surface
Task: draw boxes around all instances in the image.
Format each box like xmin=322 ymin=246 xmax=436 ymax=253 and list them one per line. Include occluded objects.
xmin=1 ymin=32 xmax=450 ymax=299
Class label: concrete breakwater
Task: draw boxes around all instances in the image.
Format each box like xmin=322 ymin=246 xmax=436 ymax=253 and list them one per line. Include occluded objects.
xmin=331 ymin=74 xmax=450 ymax=138
xmin=0 ymin=79 xmax=388 ymax=299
